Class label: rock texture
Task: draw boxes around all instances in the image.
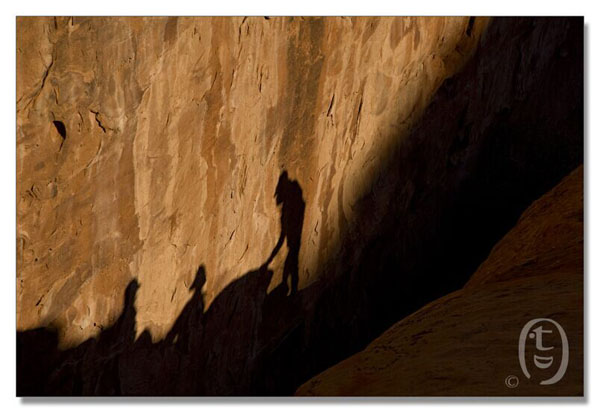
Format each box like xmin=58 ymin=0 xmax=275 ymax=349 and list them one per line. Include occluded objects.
xmin=296 ymin=165 xmax=583 ymax=396
xmin=17 ymin=16 xmax=583 ymax=396
xmin=17 ymin=16 xmax=488 ymax=346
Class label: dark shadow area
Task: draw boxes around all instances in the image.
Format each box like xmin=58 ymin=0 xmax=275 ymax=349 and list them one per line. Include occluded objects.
xmin=291 ymin=17 xmax=583 ymax=391
xmin=17 ymin=17 xmax=583 ymax=396
xmin=18 ymin=280 xmax=139 ymax=395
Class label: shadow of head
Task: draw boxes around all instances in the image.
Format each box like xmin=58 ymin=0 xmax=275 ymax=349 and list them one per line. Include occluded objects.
xmin=123 ymin=279 xmax=140 ymax=307
xmin=190 ymin=266 xmax=207 ymax=291
xmin=275 ymin=170 xmax=290 ymax=206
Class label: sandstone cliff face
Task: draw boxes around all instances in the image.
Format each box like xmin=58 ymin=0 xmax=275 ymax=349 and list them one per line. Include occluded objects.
xmin=17 ymin=16 xmax=487 ymax=345
xmin=296 ymin=166 xmax=583 ymax=396
xmin=17 ymin=17 xmax=582 ymax=396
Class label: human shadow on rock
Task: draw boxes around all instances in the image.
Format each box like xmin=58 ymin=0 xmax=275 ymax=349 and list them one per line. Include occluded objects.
xmin=17 ymin=280 xmax=139 ymax=395
xmin=17 ymin=17 xmax=583 ymax=397
xmin=266 ymin=171 xmax=305 ymax=296
xmin=17 ymin=170 xmax=307 ymax=396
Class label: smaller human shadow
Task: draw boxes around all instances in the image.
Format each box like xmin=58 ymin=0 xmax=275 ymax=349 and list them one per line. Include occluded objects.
xmin=117 ymin=267 xmax=207 ymax=396
xmin=265 ymin=171 xmax=305 ymax=296
xmin=165 ymin=266 xmax=206 ymax=352
xmin=16 ymin=279 xmax=140 ymax=395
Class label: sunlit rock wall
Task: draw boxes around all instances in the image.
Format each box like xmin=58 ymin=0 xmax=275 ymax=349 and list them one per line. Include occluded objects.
xmin=17 ymin=16 xmax=488 ymax=346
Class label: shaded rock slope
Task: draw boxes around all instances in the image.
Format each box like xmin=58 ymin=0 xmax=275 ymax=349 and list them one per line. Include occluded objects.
xmin=296 ymin=165 xmax=583 ymax=396
xmin=17 ymin=17 xmax=582 ymax=395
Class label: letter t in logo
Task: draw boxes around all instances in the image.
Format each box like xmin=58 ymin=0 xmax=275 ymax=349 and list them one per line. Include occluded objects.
xmin=530 ymin=326 xmax=554 ymax=351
